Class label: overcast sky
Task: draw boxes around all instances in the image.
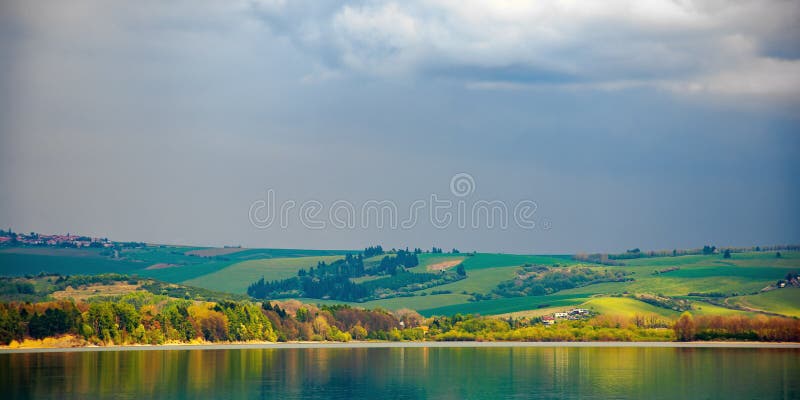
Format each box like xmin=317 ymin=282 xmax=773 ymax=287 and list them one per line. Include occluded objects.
xmin=1 ymin=0 xmax=798 ymax=253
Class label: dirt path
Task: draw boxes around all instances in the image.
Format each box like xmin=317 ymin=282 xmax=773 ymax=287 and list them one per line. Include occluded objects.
xmin=427 ymin=260 xmax=462 ymax=271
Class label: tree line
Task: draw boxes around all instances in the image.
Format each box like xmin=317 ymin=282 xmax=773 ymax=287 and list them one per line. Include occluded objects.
xmin=0 ymin=294 xmax=419 ymax=345
xmin=247 ymin=249 xmax=439 ymax=302
xmin=575 ymin=245 xmax=798 ymax=265
xmin=478 ymin=264 xmax=631 ymax=300
xmin=3 ymin=296 xmax=799 ymax=346
xmin=674 ymin=312 xmax=800 ymax=342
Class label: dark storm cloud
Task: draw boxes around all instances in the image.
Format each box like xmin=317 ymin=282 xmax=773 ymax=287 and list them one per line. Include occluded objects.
xmin=248 ymin=0 xmax=800 ymax=102
xmin=0 ymin=1 xmax=798 ymax=253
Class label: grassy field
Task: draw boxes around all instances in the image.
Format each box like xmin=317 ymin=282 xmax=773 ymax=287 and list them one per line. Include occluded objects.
xmin=418 ymin=294 xmax=591 ymax=317
xmin=182 ymin=255 xmax=344 ymax=294
xmin=409 ymin=254 xmax=466 ymax=272
xmin=690 ymin=301 xmax=756 ymax=317
xmin=579 ymin=297 xmax=679 ymax=318
xmin=318 ymin=251 xmax=799 ymax=318
xmin=459 ymin=253 xmax=576 ymax=270
xmin=1 ymin=245 xmax=797 ymax=320
xmin=417 ymin=266 xmax=519 ymax=295
xmin=0 ymin=245 xmax=351 ymax=284
xmin=0 ymin=251 xmax=144 ymax=276
xmin=218 ymin=248 xmax=350 ymax=261
xmin=589 ymin=252 xmax=800 ymax=297
xmin=137 ymin=260 xmax=238 ymax=283
xmin=727 ymin=288 xmax=800 ymax=317
xmin=497 ymin=297 xmax=755 ymax=319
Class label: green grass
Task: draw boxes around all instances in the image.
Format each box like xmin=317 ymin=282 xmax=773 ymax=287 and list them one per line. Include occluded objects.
xmin=728 ymin=288 xmax=800 ymax=317
xmin=580 ymin=297 xmax=679 ymax=318
xmin=362 ymin=293 xmax=473 ymax=311
xmin=136 ymin=260 xmax=238 ymax=283
xmin=598 ymin=254 xmax=798 ymax=297
xmin=263 ymin=251 xmax=800 ymax=318
xmin=0 ymin=252 xmax=144 ymax=276
xmin=418 ymin=294 xmax=590 ymax=317
xmin=417 ymin=266 xmax=520 ymax=295
xmin=135 ymin=247 xmax=351 ymax=283
xmin=690 ymin=301 xmax=755 ymax=317
xmin=121 ymin=246 xmax=207 ymax=266
xmin=623 ymin=254 xmax=720 ymax=267
xmin=0 ymin=245 xmax=353 ymax=284
xmin=280 ymin=293 xmax=475 ymax=312
xmin=182 ymin=255 xmax=344 ymax=294
xmin=220 ymin=248 xmax=351 ymax=261
xmin=1 ymin=245 xmax=796 ymax=320
xmin=413 ymin=252 xmax=799 ymax=317
xmin=459 ymin=253 xmax=577 ymax=270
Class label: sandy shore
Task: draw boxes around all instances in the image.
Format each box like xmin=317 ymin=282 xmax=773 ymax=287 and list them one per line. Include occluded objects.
xmin=2 ymin=341 xmax=799 ymax=354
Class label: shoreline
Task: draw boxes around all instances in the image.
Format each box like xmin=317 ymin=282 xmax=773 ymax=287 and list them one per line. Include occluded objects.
xmin=2 ymin=341 xmax=799 ymax=354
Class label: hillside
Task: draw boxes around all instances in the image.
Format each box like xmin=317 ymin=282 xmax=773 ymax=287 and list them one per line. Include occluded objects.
xmin=1 ymin=243 xmax=798 ymax=320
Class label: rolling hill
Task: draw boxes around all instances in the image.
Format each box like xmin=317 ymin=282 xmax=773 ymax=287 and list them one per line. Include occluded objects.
xmin=1 ymin=243 xmax=797 ymax=320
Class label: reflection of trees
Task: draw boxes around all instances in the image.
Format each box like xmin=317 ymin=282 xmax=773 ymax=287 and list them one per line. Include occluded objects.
xmin=2 ymin=347 xmax=798 ymax=398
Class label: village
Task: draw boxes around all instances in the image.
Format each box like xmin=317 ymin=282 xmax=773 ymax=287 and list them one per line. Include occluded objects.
xmin=541 ymin=308 xmax=591 ymax=325
xmin=0 ymin=229 xmax=115 ymax=249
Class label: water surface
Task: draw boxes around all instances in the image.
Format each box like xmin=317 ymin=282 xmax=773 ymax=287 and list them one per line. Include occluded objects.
xmin=1 ymin=346 xmax=797 ymax=399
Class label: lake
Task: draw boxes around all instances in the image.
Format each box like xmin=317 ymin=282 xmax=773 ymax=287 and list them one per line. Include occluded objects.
xmin=1 ymin=345 xmax=798 ymax=399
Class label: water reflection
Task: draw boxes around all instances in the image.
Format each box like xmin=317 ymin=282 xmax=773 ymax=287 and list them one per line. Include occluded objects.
xmin=1 ymin=347 xmax=797 ymax=399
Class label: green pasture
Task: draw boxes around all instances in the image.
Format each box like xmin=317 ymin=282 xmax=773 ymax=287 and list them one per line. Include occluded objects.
xmin=183 ymin=255 xmax=344 ymax=294
xmin=727 ymin=288 xmax=800 ymax=317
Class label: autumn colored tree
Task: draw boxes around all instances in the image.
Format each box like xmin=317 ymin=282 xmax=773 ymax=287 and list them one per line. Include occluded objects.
xmin=674 ymin=312 xmax=696 ymax=341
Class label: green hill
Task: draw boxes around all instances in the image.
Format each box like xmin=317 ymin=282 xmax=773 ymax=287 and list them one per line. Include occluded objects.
xmin=1 ymin=244 xmax=797 ymax=319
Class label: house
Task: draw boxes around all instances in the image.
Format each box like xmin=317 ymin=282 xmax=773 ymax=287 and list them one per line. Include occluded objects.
xmin=542 ymin=316 xmax=555 ymax=325
xmin=553 ymin=312 xmax=568 ymax=319
xmin=569 ymin=308 xmax=589 ymax=316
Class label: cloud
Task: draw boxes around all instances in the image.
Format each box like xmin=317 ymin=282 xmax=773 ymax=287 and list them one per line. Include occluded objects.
xmin=250 ymin=0 xmax=800 ymax=103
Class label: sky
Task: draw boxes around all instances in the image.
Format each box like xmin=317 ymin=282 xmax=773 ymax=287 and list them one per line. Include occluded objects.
xmin=1 ymin=0 xmax=798 ymax=254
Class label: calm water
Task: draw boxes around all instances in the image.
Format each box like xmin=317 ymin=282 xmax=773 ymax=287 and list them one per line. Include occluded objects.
xmin=1 ymin=346 xmax=798 ymax=399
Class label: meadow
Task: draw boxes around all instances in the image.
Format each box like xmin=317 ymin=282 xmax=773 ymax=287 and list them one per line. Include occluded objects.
xmin=727 ymin=288 xmax=800 ymax=317
xmin=1 ymin=243 xmax=797 ymax=320
xmin=182 ymin=255 xmax=346 ymax=294
xmin=289 ymin=251 xmax=799 ymax=318
xmin=0 ymin=249 xmax=144 ymax=276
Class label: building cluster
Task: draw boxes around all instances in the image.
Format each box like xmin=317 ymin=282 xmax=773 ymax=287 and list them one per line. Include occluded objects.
xmin=0 ymin=232 xmax=113 ymax=248
xmin=542 ymin=308 xmax=590 ymax=325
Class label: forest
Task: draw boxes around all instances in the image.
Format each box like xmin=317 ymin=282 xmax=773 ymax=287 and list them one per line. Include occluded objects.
xmin=246 ymin=249 xmax=464 ymax=302
xmin=2 ymin=293 xmax=799 ymax=347
xmin=472 ymin=264 xmax=631 ymax=301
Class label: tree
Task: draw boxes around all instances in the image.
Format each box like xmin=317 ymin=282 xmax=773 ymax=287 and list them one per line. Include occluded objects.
xmin=349 ymin=323 xmax=368 ymax=340
xmin=113 ymin=302 xmax=140 ymax=334
xmin=456 ymin=264 xmax=466 ymax=277
xmin=723 ymin=249 xmax=731 ymax=259
xmin=777 ymin=252 xmax=782 ymax=258
xmin=132 ymin=324 xmax=147 ymax=343
xmin=674 ymin=312 xmax=696 ymax=341
xmin=296 ymin=307 xmax=309 ymax=322
xmin=312 ymin=315 xmax=330 ymax=340
xmin=88 ymin=302 xmax=118 ymax=343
